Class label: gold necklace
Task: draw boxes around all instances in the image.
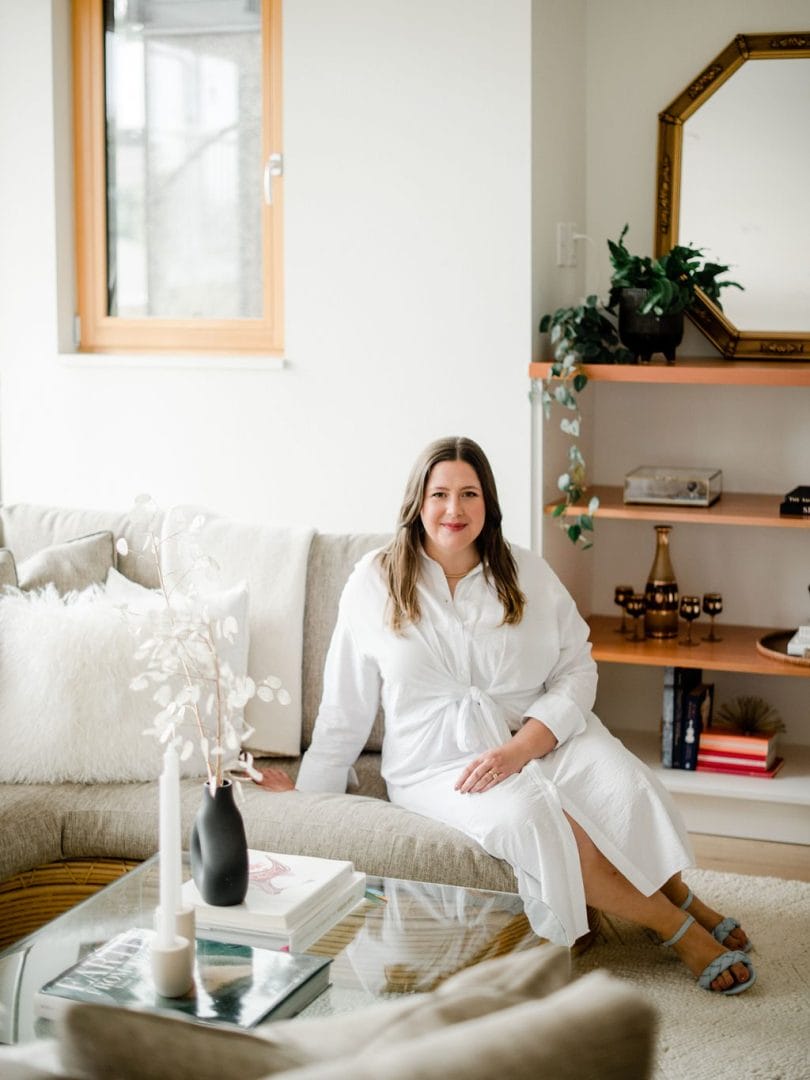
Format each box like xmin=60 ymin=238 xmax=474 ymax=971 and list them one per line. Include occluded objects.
xmin=444 ymin=564 xmax=480 ymax=580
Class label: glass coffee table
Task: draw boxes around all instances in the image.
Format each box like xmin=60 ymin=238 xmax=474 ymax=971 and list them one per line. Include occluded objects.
xmin=0 ymin=854 xmax=549 ymax=1045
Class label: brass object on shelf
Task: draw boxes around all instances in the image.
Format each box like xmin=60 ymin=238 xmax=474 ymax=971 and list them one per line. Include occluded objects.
xmin=643 ymin=525 xmax=679 ymax=639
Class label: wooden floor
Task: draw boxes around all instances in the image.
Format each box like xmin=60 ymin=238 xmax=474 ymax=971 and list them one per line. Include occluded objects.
xmin=690 ymin=834 xmax=810 ymax=882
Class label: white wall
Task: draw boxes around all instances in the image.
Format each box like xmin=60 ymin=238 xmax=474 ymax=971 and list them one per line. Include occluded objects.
xmin=0 ymin=0 xmax=532 ymax=541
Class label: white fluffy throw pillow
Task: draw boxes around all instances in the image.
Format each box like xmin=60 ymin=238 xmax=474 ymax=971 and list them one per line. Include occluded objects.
xmin=0 ymin=576 xmax=248 ymax=784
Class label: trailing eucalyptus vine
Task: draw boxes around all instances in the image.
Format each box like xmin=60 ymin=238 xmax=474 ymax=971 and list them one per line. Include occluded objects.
xmin=539 ymin=295 xmax=630 ymax=548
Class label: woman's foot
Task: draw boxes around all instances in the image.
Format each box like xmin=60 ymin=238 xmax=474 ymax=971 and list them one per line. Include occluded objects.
xmin=664 ymin=880 xmax=750 ymax=952
xmin=681 ymin=890 xmax=750 ymax=952
xmin=663 ymin=914 xmax=753 ymax=994
xmin=253 ymin=766 xmax=296 ymax=792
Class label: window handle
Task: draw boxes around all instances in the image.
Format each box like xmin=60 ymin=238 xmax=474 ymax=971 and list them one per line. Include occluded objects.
xmin=263 ymin=153 xmax=284 ymax=204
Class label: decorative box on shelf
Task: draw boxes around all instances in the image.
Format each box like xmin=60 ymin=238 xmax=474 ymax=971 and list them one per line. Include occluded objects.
xmin=623 ymin=466 xmax=722 ymax=508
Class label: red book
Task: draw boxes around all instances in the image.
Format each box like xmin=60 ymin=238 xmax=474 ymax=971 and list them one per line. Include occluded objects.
xmin=697 ymin=749 xmax=772 ymax=769
xmin=698 ymin=729 xmax=778 ymax=768
xmin=696 ymin=756 xmax=784 ymax=779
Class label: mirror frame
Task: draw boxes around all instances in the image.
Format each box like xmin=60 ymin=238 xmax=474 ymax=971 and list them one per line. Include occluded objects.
xmin=655 ymin=31 xmax=810 ymax=359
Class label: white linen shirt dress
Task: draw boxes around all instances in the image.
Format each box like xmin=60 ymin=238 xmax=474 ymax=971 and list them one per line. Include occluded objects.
xmin=296 ymin=545 xmax=693 ymax=945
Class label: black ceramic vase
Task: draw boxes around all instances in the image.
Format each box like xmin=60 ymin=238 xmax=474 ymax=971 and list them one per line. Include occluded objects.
xmin=190 ymin=779 xmax=249 ymax=906
xmin=617 ymin=287 xmax=684 ymax=365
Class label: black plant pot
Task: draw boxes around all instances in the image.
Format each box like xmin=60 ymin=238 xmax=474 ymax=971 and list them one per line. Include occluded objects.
xmin=190 ymin=779 xmax=249 ymax=906
xmin=618 ymin=287 xmax=684 ymax=365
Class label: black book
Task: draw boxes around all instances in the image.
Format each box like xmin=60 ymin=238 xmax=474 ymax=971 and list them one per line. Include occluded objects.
xmin=671 ymin=667 xmax=702 ymax=769
xmin=35 ymin=928 xmax=331 ymax=1028
xmin=780 ymin=485 xmax=810 ymax=516
xmin=681 ymin=683 xmax=714 ymax=771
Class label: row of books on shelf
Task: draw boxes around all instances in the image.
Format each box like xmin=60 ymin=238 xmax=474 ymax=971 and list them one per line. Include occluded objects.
xmin=661 ymin=666 xmax=783 ymax=778
xmin=35 ymin=849 xmax=368 ymax=1030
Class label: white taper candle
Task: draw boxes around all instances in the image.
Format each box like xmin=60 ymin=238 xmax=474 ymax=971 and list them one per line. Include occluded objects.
xmin=157 ymin=742 xmax=181 ymax=948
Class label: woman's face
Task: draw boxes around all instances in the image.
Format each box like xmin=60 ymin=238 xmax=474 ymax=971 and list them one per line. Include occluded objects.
xmin=419 ymin=459 xmax=486 ymax=565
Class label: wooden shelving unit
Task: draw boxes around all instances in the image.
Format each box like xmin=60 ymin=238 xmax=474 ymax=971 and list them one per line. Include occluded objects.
xmin=588 ymin=615 xmax=809 ymax=678
xmin=529 ymin=357 xmax=810 ymax=387
xmin=545 ymin=486 xmax=808 ymax=529
xmin=531 ymin=354 xmax=810 ymax=843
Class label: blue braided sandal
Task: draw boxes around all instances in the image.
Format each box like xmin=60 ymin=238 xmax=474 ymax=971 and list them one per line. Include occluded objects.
xmin=680 ymin=888 xmax=752 ymax=952
xmin=663 ymin=914 xmax=757 ymax=996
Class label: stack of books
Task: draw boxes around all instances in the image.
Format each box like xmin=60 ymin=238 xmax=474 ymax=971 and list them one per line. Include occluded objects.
xmin=661 ymin=667 xmax=712 ymax=770
xmin=697 ymin=728 xmax=784 ymax=778
xmin=779 ymin=485 xmax=810 ymax=518
xmin=35 ymin=929 xmax=332 ymax=1027
xmin=181 ymin=849 xmax=367 ymax=952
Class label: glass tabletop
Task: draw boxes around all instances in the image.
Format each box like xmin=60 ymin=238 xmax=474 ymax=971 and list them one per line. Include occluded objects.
xmin=0 ymin=854 xmax=547 ymax=1044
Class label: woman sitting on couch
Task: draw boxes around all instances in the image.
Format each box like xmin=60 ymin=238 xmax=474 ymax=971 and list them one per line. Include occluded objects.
xmin=258 ymin=436 xmax=755 ymax=996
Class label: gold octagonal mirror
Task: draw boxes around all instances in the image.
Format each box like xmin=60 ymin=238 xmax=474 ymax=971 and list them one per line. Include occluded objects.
xmin=655 ymin=32 xmax=810 ymax=359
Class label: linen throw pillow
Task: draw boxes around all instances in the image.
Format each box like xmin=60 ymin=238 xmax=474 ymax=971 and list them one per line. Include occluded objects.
xmin=104 ymin=567 xmax=252 ymax=742
xmin=160 ymin=507 xmax=314 ymax=757
xmin=15 ymin=531 xmax=115 ymax=594
xmin=0 ymin=548 xmax=17 ymax=590
xmin=0 ymin=575 xmax=249 ymax=784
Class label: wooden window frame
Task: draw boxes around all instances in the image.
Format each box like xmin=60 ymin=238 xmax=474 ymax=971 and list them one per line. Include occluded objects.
xmin=72 ymin=0 xmax=284 ymax=355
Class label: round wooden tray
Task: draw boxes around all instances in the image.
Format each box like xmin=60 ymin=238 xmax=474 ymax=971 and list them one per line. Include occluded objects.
xmin=756 ymin=629 xmax=810 ymax=668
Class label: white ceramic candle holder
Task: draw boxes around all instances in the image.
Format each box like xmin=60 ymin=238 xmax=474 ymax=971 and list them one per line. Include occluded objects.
xmin=150 ymin=934 xmax=194 ymax=998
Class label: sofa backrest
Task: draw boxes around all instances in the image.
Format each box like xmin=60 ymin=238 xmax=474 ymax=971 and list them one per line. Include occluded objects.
xmin=0 ymin=504 xmax=391 ymax=755
xmin=301 ymin=532 xmax=390 ymax=752
xmin=0 ymin=503 xmax=161 ymax=588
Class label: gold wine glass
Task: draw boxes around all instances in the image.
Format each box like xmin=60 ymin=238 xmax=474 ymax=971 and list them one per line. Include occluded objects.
xmin=678 ymin=595 xmax=701 ymax=646
xmin=625 ymin=593 xmax=647 ymax=642
xmin=702 ymin=592 xmax=723 ymax=642
xmin=613 ymin=584 xmax=634 ymax=634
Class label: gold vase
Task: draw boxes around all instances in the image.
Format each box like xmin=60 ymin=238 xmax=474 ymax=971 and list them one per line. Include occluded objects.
xmin=643 ymin=525 xmax=679 ymax=639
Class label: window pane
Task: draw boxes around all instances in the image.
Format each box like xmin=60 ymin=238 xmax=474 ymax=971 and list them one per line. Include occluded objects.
xmin=104 ymin=0 xmax=262 ymax=319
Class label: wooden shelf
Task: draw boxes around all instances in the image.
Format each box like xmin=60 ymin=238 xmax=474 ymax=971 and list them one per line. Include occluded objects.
xmin=616 ymin=729 xmax=810 ymax=808
xmin=589 ymin=615 xmax=809 ymax=678
xmin=545 ymin=486 xmax=808 ymax=529
xmin=529 ymin=357 xmax=810 ymax=386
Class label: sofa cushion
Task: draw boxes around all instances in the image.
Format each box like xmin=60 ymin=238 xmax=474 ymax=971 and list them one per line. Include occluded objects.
xmin=0 ymin=504 xmax=161 ymax=588
xmin=0 ymin=788 xmax=64 ymax=882
xmin=0 ymin=548 xmax=17 ymax=589
xmin=301 ymin=533 xmax=390 ymax=752
xmin=12 ymin=532 xmax=115 ymax=594
xmin=160 ymin=507 xmax=314 ymax=758
xmin=53 ymin=950 xmax=655 ymax=1080
xmin=0 ymin=582 xmax=247 ymax=784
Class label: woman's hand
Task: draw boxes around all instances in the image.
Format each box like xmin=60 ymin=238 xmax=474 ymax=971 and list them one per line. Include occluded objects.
xmin=454 ymin=718 xmax=558 ymax=794
xmin=454 ymin=743 xmax=526 ymax=794
xmin=253 ymin=766 xmax=297 ymax=792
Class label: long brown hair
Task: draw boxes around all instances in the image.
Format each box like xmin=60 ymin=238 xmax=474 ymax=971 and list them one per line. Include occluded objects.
xmin=379 ymin=437 xmax=525 ymax=631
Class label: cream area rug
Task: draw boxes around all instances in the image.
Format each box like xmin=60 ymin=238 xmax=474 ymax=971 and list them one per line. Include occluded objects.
xmin=571 ymin=868 xmax=809 ymax=1080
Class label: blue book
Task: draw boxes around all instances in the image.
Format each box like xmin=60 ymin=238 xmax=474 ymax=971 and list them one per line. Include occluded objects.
xmin=661 ymin=666 xmax=676 ymax=768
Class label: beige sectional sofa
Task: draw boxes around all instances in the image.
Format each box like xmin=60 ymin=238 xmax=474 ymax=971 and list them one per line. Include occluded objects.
xmin=0 ymin=503 xmax=538 ymax=947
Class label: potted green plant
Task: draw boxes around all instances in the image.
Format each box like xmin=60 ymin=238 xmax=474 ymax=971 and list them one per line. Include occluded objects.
xmin=608 ymin=224 xmax=742 ymax=364
xmin=539 ymin=229 xmax=743 ymax=546
xmin=538 ymin=296 xmax=632 ymax=547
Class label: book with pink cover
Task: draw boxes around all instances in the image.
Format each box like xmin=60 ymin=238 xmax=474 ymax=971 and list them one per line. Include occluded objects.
xmin=182 ymin=850 xmax=358 ymax=933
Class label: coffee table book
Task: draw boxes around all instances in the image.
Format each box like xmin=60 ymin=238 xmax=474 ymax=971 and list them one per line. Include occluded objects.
xmin=196 ymin=871 xmax=367 ymax=953
xmin=34 ymin=928 xmax=331 ymax=1028
xmin=181 ymin=850 xmax=362 ymax=935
